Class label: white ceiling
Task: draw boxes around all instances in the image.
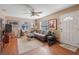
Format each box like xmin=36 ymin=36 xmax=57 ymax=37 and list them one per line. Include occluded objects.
xmin=0 ymin=4 xmax=75 ymax=19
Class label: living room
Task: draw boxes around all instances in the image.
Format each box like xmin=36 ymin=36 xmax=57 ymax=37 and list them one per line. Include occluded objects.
xmin=0 ymin=4 xmax=79 ymax=55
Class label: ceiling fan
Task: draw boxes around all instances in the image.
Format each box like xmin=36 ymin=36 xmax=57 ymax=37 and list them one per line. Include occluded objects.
xmin=24 ymin=7 xmax=42 ymax=16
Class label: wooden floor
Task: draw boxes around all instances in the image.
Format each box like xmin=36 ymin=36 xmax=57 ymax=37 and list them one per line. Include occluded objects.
xmin=23 ymin=43 xmax=79 ymax=55
xmin=2 ymin=35 xmax=17 ymax=55
xmin=1 ymin=35 xmax=79 ymax=55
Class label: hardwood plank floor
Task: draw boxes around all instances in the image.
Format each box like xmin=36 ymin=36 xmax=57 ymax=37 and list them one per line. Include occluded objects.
xmin=2 ymin=35 xmax=17 ymax=55
xmin=1 ymin=36 xmax=79 ymax=55
xmin=23 ymin=43 xmax=79 ymax=55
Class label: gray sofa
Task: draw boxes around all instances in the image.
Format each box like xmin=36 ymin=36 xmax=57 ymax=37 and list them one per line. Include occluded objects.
xmin=33 ymin=32 xmax=47 ymax=41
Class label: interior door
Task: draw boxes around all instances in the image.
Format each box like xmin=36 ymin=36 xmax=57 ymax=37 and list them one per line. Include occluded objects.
xmin=60 ymin=11 xmax=79 ymax=48
xmin=75 ymin=12 xmax=79 ymax=47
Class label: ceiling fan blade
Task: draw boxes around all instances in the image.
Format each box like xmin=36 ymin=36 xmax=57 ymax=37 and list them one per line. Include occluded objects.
xmin=24 ymin=13 xmax=31 ymax=14
xmin=2 ymin=9 xmax=6 ymax=12
xmin=36 ymin=14 xmax=40 ymax=16
xmin=37 ymin=12 xmax=42 ymax=14
xmin=31 ymin=14 xmax=40 ymax=16
xmin=34 ymin=12 xmax=42 ymax=14
xmin=29 ymin=8 xmax=35 ymax=12
xmin=31 ymin=14 xmax=34 ymax=16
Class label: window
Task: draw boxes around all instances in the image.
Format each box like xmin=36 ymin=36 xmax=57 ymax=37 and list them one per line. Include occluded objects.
xmin=21 ymin=22 xmax=31 ymax=32
xmin=40 ymin=20 xmax=48 ymax=31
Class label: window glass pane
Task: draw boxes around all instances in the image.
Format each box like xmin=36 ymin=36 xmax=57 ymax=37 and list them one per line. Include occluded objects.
xmin=21 ymin=22 xmax=31 ymax=31
xmin=41 ymin=20 xmax=48 ymax=31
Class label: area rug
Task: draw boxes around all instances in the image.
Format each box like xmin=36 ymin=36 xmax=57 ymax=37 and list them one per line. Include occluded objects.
xmin=17 ymin=37 xmax=43 ymax=54
xmin=59 ymin=43 xmax=78 ymax=52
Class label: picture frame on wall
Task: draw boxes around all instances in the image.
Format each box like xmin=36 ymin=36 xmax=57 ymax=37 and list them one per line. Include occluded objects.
xmin=48 ymin=18 xmax=57 ymax=30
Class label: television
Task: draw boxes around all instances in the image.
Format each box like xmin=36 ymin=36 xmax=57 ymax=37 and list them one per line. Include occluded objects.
xmin=5 ymin=24 xmax=12 ymax=32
